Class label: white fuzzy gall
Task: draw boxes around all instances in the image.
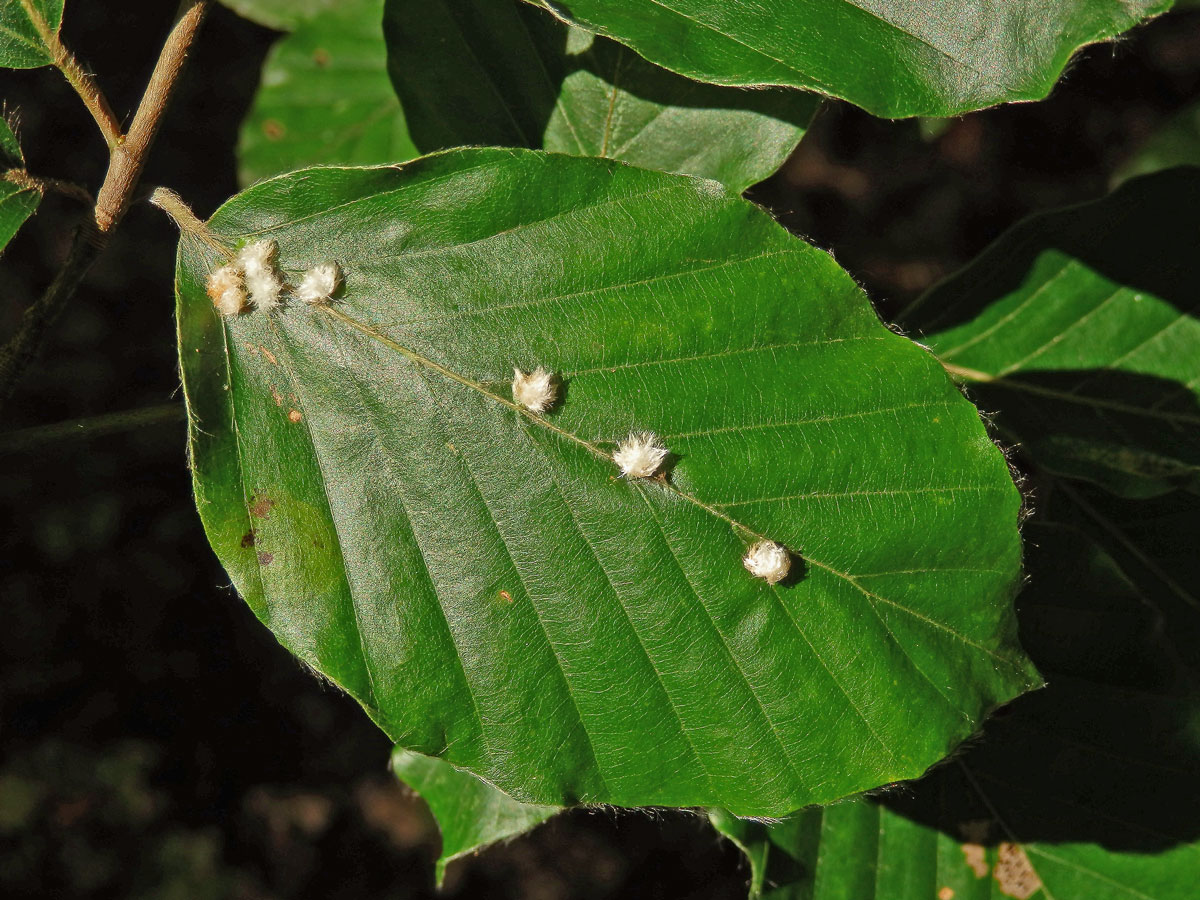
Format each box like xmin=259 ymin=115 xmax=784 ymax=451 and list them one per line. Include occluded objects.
xmin=206 ymin=264 xmax=246 ymax=316
xmin=613 ymin=431 xmax=669 ymax=478
xmin=511 ymin=366 xmax=557 ymax=413
xmin=238 ymin=240 xmax=284 ymax=312
xmin=743 ymin=540 xmax=791 ymax=584
xmin=295 ymin=261 xmax=342 ymax=305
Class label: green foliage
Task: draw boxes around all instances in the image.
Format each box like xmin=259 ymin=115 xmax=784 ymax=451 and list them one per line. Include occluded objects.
xmin=0 ymin=117 xmax=39 ymax=253
xmin=382 ymin=0 xmax=818 ymax=191
xmin=0 ymin=0 xmax=61 ymax=69
xmin=526 ymin=0 xmax=1173 ymax=118
xmin=905 ymin=168 xmax=1200 ymax=498
xmin=392 ymin=747 xmax=558 ymax=884
xmin=237 ymin=0 xmax=417 ymax=185
xmin=217 ymin=0 xmax=336 ymax=31
xmin=176 ymin=149 xmax=1035 ymax=816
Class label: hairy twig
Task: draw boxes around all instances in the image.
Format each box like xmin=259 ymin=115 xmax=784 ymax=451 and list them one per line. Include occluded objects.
xmin=94 ymin=0 xmax=209 ymax=235
xmin=0 ymin=0 xmax=210 ymax=417
xmin=16 ymin=0 xmax=122 ymax=149
xmin=3 ymin=168 xmax=94 ymax=205
xmin=0 ymin=402 xmax=185 ymax=453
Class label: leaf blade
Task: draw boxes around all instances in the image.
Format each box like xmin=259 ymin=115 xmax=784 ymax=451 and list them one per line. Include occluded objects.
xmin=0 ymin=0 xmax=62 ymax=69
xmin=526 ymin=0 xmax=1173 ymax=118
xmin=177 ymin=150 xmax=1035 ymax=815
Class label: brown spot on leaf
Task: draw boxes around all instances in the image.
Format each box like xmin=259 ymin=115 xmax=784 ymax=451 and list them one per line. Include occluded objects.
xmin=938 ymin=889 xmax=954 ymax=900
xmin=994 ymin=843 xmax=1040 ymax=899
xmin=257 ymin=551 xmax=274 ymax=566
xmin=270 ymin=384 xmax=283 ymax=406
xmin=261 ymin=347 xmax=278 ymax=365
xmin=498 ymin=590 xmax=513 ymax=603
xmin=313 ymin=47 xmax=331 ymax=67
xmin=250 ymin=496 xmax=275 ymax=519
xmin=961 ymin=844 xmax=989 ymax=879
xmin=288 ymin=409 xmax=303 ymax=423
xmin=240 ymin=531 xmax=256 ymax=548
xmin=262 ymin=119 xmax=285 ymax=140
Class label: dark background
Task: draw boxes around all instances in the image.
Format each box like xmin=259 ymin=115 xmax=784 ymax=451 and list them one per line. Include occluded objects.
xmin=2 ymin=4 xmax=1198 ymax=898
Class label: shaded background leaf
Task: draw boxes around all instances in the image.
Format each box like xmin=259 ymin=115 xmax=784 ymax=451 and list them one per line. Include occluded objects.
xmin=177 ymin=149 xmax=1034 ymax=816
xmin=217 ymin=0 xmax=335 ymax=31
xmin=383 ymin=0 xmax=818 ymax=191
xmin=903 ymin=168 xmax=1200 ymax=498
xmin=527 ymin=0 xmax=1173 ymax=118
xmin=0 ymin=0 xmax=61 ymax=69
xmin=237 ymin=0 xmax=418 ymax=185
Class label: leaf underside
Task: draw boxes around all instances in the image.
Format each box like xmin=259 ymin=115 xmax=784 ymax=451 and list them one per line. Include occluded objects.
xmin=524 ymin=0 xmax=1173 ymax=118
xmin=177 ymin=149 xmax=1035 ymax=816
xmin=383 ymin=0 xmax=818 ymax=191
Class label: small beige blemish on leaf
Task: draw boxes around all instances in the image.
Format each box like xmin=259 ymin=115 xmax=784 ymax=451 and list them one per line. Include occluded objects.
xmin=295 ymin=261 xmax=342 ymax=305
xmin=511 ymin=366 xmax=558 ymax=413
xmin=743 ymin=540 xmax=791 ymax=584
xmin=206 ymin=264 xmax=246 ymax=316
xmin=239 ymin=240 xmax=285 ymax=312
xmin=614 ymin=431 xmax=669 ymax=478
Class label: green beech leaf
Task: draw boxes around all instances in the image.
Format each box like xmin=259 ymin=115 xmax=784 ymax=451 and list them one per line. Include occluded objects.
xmin=0 ymin=117 xmax=39 ymax=253
xmin=0 ymin=0 xmax=62 ymax=69
xmin=383 ymin=0 xmax=817 ymax=192
xmin=716 ymin=519 xmax=1200 ymax=900
xmin=903 ymin=167 xmax=1200 ymax=498
xmin=237 ymin=0 xmax=418 ymax=185
xmin=217 ymin=0 xmax=335 ymax=30
xmin=527 ymin=0 xmax=1173 ymax=118
xmin=176 ymin=149 xmax=1036 ymax=815
xmin=392 ymin=747 xmax=558 ymax=884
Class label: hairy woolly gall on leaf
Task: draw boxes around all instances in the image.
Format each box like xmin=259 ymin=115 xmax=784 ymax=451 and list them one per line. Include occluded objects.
xmin=295 ymin=261 xmax=342 ymax=306
xmin=206 ymin=264 xmax=246 ymax=317
xmin=239 ymin=240 xmax=285 ymax=312
xmin=613 ymin=431 xmax=669 ymax=478
xmin=511 ymin=366 xmax=557 ymax=413
xmin=743 ymin=540 xmax=791 ymax=584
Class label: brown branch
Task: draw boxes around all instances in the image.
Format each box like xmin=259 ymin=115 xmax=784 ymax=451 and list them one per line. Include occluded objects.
xmin=94 ymin=0 xmax=209 ymax=235
xmin=17 ymin=0 xmax=123 ymax=149
xmin=0 ymin=1 xmax=210 ymax=417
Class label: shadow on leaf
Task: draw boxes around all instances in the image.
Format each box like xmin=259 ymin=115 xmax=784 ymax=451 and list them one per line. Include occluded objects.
xmin=881 ymin=519 xmax=1200 ymax=854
